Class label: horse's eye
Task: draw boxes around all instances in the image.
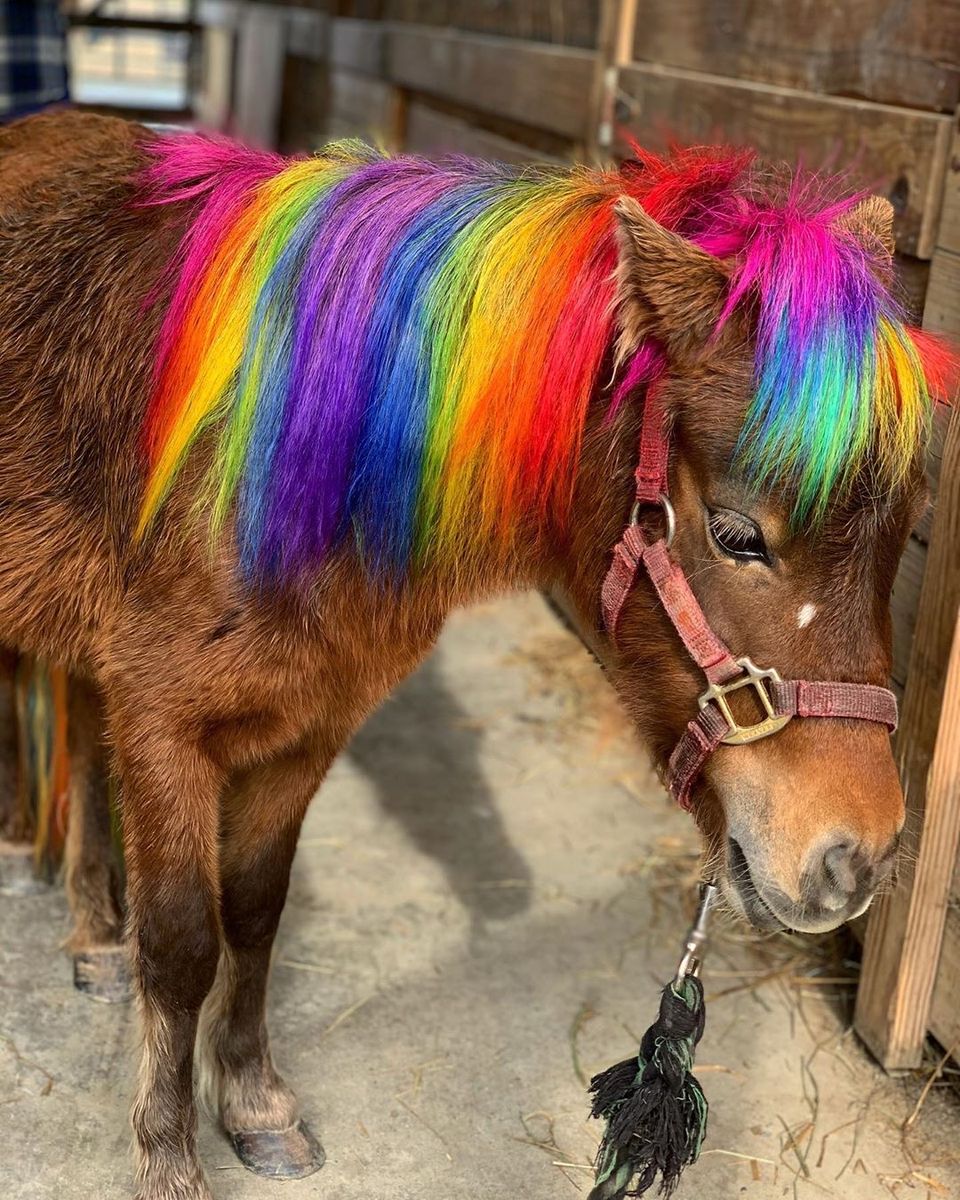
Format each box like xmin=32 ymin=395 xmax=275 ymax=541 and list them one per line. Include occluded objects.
xmin=707 ymin=507 xmax=770 ymax=564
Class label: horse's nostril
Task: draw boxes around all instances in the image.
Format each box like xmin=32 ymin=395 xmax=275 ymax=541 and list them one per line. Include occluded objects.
xmin=822 ymin=840 xmax=858 ymax=897
xmin=809 ymin=836 xmax=877 ymax=913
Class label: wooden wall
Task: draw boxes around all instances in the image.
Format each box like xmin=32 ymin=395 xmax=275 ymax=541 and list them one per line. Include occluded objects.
xmin=270 ymin=1 xmax=601 ymax=159
xmin=253 ymin=0 xmax=960 ymax=1070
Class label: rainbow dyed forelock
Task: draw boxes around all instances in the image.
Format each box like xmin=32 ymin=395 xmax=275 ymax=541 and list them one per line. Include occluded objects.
xmin=138 ymin=135 xmax=950 ymax=580
xmin=714 ymin=182 xmax=949 ymax=520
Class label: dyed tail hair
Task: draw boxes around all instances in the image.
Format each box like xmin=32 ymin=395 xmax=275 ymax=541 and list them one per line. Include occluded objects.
xmin=135 ymin=135 xmax=953 ymax=582
xmin=14 ymin=657 xmax=70 ymax=879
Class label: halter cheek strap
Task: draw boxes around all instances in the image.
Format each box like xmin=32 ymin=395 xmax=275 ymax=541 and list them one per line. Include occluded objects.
xmin=600 ymin=388 xmax=898 ymax=812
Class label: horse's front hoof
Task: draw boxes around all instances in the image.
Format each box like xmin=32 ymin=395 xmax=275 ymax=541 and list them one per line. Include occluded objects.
xmin=230 ymin=1119 xmax=326 ymax=1179
xmin=73 ymin=946 xmax=132 ymax=1003
xmin=0 ymin=839 xmax=47 ymax=895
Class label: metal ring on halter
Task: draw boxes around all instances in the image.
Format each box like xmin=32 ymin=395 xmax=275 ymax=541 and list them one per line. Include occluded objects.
xmin=629 ymin=492 xmax=676 ymax=547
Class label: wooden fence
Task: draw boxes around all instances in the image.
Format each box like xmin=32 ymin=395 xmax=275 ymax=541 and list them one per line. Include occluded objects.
xmin=223 ymin=0 xmax=960 ymax=1071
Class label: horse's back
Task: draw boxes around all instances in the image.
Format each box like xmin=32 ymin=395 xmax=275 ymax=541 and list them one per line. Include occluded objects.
xmin=0 ymin=109 xmax=140 ymax=202
xmin=0 ymin=111 xmax=176 ymax=662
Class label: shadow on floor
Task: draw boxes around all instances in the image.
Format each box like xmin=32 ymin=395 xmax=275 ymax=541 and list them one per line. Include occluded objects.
xmin=346 ymin=653 xmax=533 ymax=929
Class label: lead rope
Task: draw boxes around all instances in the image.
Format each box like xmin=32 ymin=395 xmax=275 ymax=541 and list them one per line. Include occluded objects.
xmin=588 ymin=882 xmax=719 ymax=1199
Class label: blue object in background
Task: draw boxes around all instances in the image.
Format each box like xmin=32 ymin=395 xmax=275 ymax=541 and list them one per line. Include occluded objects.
xmin=0 ymin=1 xmax=68 ymax=121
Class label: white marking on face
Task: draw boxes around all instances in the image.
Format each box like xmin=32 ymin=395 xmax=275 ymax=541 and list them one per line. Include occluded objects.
xmin=797 ymin=603 xmax=817 ymax=629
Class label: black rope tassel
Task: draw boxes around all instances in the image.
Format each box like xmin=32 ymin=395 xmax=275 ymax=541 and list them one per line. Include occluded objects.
xmin=587 ymin=882 xmax=717 ymax=1199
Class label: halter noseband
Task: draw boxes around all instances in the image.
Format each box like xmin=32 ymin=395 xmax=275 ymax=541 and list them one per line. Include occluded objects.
xmin=600 ymin=388 xmax=898 ymax=811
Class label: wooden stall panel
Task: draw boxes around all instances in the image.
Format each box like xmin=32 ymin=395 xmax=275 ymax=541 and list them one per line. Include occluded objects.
xmin=616 ymin=65 xmax=953 ymax=257
xmin=384 ymin=1 xmax=601 ymax=47
xmin=929 ymin=904 xmax=960 ymax=1052
xmin=892 ymin=541 xmax=927 ymax=692
xmin=327 ymin=69 xmax=397 ymax=142
xmin=280 ymin=53 xmax=329 ymax=152
xmin=387 ymin=27 xmax=595 ymax=142
xmin=331 ymin=15 xmax=387 ymax=74
xmin=631 ymin=1 xmax=960 ymax=113
xmin=405 ymin=100 xmax=560 ymax=162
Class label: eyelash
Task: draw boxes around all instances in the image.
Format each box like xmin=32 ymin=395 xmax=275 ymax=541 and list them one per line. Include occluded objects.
xmin=707 ymin=507 xmax=771 ymax=564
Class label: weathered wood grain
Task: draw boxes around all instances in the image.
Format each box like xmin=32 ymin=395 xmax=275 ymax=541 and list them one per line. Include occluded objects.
xmin=279 ymin=54 xmax=329 ymax=152
xmin=936 ymin=153 xmax=960 ymax=254
xmin=923 ymin=245 xmax=960 ymax=336
xmin=912 ymin=228 xmax=960 ymax=541
xmin=630 ymin=0 xmax=960 ymax=113
xmin=386 ymin=27 xmax=596 ymax=141
xmin=330 ymin=15 xmax=387 ymax=73
xmin=929 ymin=902 xmax=960 ymax=1050
xmin=404 ymin=100 xmax=561 ymax=162
xmin=383 ymin=1 xmax=601 ymax=47
xmin=616 ymin=63 xmax=953 ymax=256
xmin=894 ymin=256 xmax=930 ymax=327
xmin=233 ymin=4 xmax=288 ymax=147
xmin=891 ymin=538 xmax=927 ymax=690
xmin=326 ymin=69 xmax=395 ymax=142
xmin=855 ymin=407 xmax=960 ymax=1069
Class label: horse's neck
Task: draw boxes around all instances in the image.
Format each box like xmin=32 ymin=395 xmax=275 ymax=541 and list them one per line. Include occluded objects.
xmin=411 ymin=400 xmax=642 ymax=618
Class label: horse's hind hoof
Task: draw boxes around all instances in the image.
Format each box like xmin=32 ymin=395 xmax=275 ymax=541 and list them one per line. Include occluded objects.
xmin=73 ymin=946 xmax=132 ymax=1003
xmin=230 ymin=1120 xmax=326 ymax=1179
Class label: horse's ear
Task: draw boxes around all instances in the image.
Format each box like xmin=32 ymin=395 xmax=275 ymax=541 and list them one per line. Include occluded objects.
xmin=835 ymin=195 xmax=895 ymax=258
xmin=614 ymin=196 xmax=729 ymax=365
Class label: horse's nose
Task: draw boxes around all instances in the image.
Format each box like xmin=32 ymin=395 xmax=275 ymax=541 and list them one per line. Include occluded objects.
xmin=805 ymin=834 xmax=898 ymax=913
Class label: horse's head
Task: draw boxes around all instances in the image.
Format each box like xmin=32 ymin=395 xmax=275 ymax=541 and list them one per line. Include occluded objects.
xmin=562 ymin=180 xmax=948 ymax=935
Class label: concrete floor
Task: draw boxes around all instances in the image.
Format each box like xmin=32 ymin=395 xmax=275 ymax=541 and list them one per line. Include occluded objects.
xmin=1 ymin=593 xmax=958 ymax=1200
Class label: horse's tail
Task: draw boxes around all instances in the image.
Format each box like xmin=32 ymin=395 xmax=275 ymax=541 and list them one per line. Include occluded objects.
xmin=15 ymin=656 xmax=71 ymax=881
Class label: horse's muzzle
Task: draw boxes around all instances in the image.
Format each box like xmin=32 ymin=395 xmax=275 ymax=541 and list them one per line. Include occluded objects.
xmin=724 ymin=833 xmax=899 ymax=934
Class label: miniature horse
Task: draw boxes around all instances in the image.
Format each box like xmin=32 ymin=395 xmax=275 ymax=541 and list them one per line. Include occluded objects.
xmin=0 ymin=111 xmax=948 ymax=1200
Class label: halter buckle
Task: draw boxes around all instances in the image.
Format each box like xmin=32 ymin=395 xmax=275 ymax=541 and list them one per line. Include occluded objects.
xmin=698 ymin=657 xmax=792 ymax=745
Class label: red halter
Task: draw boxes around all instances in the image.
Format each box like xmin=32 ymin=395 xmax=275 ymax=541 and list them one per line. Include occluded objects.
xmin=600 ymin=388 xmax=898 ymax=811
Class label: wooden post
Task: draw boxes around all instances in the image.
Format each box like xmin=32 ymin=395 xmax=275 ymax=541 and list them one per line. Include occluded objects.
xmin=855 ymin=407 xmax=960 ymax=1068
xmin=587 ymin=0 xmax=639 ymax=161
xmin=854 ymin=116 xmax=960 ymax=1069
xmin=233 ymin=2 xmax=288 ymax=148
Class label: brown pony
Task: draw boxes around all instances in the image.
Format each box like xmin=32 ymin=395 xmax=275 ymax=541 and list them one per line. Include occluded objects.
xmin=0 ymin=111 xmax=937 ymax=1200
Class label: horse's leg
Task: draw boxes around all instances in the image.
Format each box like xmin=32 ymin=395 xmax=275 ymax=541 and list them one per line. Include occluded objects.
xmin=198 ymin=739 xmax=330 ymax=1179
xmin=65 ymin=676 xmax=129 ymax=1002
xmin=115 ymin=714 xmax=223 ymax=1200
xmin=0 ymin=648 xmax=40 ymax=894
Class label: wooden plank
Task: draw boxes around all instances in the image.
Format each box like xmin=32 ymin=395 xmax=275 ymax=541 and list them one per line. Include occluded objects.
xmin=279 ymin=53 xmax=328 ymax=153
xmin=936 ymin=153 xmax=960 ymax=254
xmin=386 ymin=27 xmax=596 ymax=141
xmin=894 ymin=256 xmax=930 ymax=327
xmin=615 ymin=63 xmax=953 ymax=257
xmin=327 ymin=69 xmax=394 ymax=143
xmin=630 ymin=1 xmax=960 ymax=113
xmin=589 ymin=0 xmax=638 ymax=157
xmin=915 ymin=403 xmax=954 ymax=545
xmin=928 ymin=902 xmax=960 ymax=1051
xmin=891 ymin=538 xmax=927 ymax=689
xmin=855 ymin=406 xmax=960 ymax=1069
xmin=233 ymin=3 xmax=288 ymax=148
xmin=405 ymin=101 xmax=555 ymax=162
xmin=915 ymin=142 xmax=960 ymax=540
xmin=285 ymin=7 xmax=327 ymax=59
xmin=383 ymin=1 xmax=601 ymax=47
xmin=195 ymin=22 xmax=235 ymax=132
xmin=330 ymin=16 xmax=387 ymax=74
xmin=923 ymin=245 xmax=960 ymax=336
xmin=284 ymin=14 xmax=387 ymax=74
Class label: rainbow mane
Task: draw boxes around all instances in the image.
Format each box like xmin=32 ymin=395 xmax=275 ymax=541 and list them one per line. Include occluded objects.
xmin=137 ymin=135 xmax=950 ymax=580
